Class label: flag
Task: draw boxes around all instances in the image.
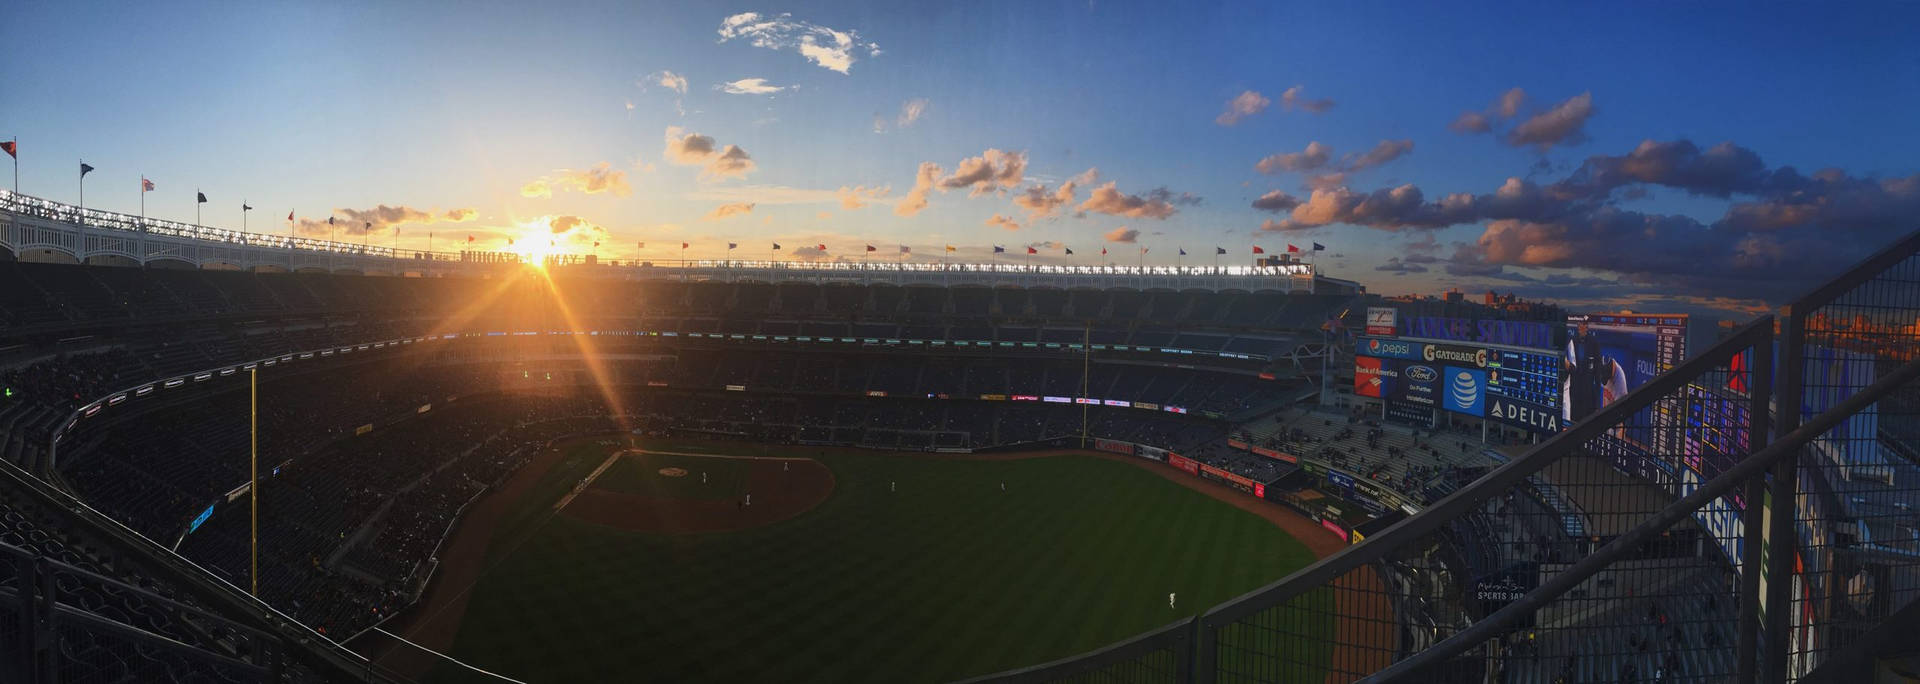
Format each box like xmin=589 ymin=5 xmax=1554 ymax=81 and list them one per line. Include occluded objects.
xmin=866 ymin=244 xmax=877 ymax=252
xmin=1101 ymin=247 xmax=1107 ymax=255
xmin=899 ymin=245 xmax=910 ymax=254
xmin=1178 ymin=248 xmax=1186 ymax=256
xmin=467 ymin=235 xmax=475 ymax=243
xmin=1216 ymin=247 xmax=1226 ymax=255
xmin=509 ymin=238 xmax=515 ymax=246
xmin=1287 ymin=244 xmax=1300 ymax=253
xmin=1064 ymin=247 xmax=1074 ymax=255
xmin=141 ymin=178 xmax=154 ymax=192
xmin=0 ymin=141 xmax=14 ymax=159
xmin=80 ymin=163 xmax=95 ymax=177
xmin=242 ymin=202 xmax=251 ymax=211
xmin=1313 ymin=242 xmax=1326 ymax=251
xmin=1253 ymin=246 xmax=1265 ymax=254
xmin=638 ymin=241 xmax=645 ymax=249
xmin=993 ymin=245 xmax=1005 ymax=253
xmin=593 ymin=241 xmax=600 ymax=248
xmin=728 ymin=242 xmax=738 ymax=249
xmin=945 ymin=245 xmax=956 ymax=252
xmin=363 ymin=221 xmax=371 ymax=232
xmin=287 ymin=210 xmax=294 ymax=222
xmin=328 ymin=216 xmax=335 ymax=226
xmin=197 ymin=192 xmax=209 ymax=203
xmin=681 ymin=242 xmax=689 ymax=249
xmin=772 ymin=242 xmax=782 ymax=250
xmin=816 ymin=243 xmax=825 ymax=250
xmin=1141 ymin=247 xmax=1149 ymax=254
xmin=1026 ymin=246 xmax=1037 ymax=255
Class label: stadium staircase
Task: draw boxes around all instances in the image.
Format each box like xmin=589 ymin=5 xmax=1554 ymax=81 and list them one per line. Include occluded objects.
xmin=966 ymin=228 xmax=1920 ymax=684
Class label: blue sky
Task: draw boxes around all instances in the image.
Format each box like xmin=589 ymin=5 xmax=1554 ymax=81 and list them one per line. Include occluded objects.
xmin=5 ymin=1 xmax=1917 ymax=316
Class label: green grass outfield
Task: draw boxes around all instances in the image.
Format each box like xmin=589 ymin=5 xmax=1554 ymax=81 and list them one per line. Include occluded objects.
xmin=430 ymin=438 xmax=1321 ymax=683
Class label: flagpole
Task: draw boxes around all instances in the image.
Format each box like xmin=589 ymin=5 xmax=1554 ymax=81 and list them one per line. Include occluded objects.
xmin=77 ymin=159 xmax=84 ymax=229
xmin=139 ymin=176 xmax=145 ymax=224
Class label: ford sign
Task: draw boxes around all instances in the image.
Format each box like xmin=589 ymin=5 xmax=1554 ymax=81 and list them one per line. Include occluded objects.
xmin=1404 ymin=365 xmax=1437 ymax=383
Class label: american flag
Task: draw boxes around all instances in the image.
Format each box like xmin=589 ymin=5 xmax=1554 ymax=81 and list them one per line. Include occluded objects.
xmin=141 ymin=178 xmax=154 ymax=192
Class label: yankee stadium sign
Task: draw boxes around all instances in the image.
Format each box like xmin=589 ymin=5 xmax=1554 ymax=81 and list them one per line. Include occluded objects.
xmin=1401 ymin=317 xmax=1556 ymax=349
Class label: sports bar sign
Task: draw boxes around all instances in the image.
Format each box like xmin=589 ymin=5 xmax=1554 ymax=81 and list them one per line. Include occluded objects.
xmin=1365 ymin=307 xmax=1397 ymax=336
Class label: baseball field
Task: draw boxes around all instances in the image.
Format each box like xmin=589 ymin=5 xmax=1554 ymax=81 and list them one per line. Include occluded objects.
xmin=381 ymin=435 xmax=1326 ymax=683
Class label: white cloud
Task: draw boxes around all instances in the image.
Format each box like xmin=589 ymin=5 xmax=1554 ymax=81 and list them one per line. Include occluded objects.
xmin=648 ymin=70 xmax=688 ymax=94
xmin=717 ymin=78 xmax=788 ymax=95
xmin=717 ymin=12 xmax=880 ymax=74
xmin=1216 ymin=90 xmax=1270 ymax=126
xmin=703 ymin=202 xmax=756 ymax=221
xmin=898 ymin=98 xmax=929 ymax=128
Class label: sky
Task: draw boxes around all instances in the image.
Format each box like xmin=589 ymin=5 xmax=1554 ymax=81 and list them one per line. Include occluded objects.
xmin=5 ymin=1 xmax=1918 ymax=318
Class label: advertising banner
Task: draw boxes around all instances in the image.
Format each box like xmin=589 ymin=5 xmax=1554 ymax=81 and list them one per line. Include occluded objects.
xmin=1227 ymin=439 xmax=1250 ymax=450
xmin=1485 ymin=395 xmax=1561 ymax=433
xmin=1401 ymin=316 xmax=1555 ymax=349
xmin=1250 ymin=445 xmax=1297 ymax=463
xmin=1198 ymin=464 xmax=1258 ymax=495
xmin=1360 ymin=337 xmax=1419 ymax=361
xmin=1443 ymin=366 xmax=1488 ymax=417
xmin=1135 ymin=444 xmax=1168 ymax=462
xmin=1354 ymin=355 xmax=1389 ymax=398
xmin=1392 ymin=360 xmax=1441 ymax=407
xmin=1319 ymin=518 xmax=1350 ymax=542
xmin=1094 ymin=438 xmax=1136 ymax=456
xmin=1366 ymin=307 xmax=1398 ymax=336
xmin=1168 ymin=453 xmax=1201 ymax=475
xmin=1327 ymin=469 xmax=1356 ymax=492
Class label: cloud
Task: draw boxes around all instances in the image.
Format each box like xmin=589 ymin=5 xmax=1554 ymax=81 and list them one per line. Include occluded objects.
xmin=663 ymin=127 xmax=718 ymax=164
xmin=1252 ymin=190 xmax=1302 ymax=213
xmin=1347 ymin=139 xmax=1414 ymax=172
xmin=717 ymin=12 xmax=880 ymax=74
xmin=1449 ymin=112 xmax=1492 ymax=134
xmin=1279 ymin=85 xmax=1335 ymax=114
xmin=1258 ymin=140 xmax=1411 ymax=177
xmin=1507 ymin=92 xmax=1595 ymax=151
xmin=444 ymin=208 xmax=477 ymax=222
xmin=938 ymin=149 xmax=1027 ymax=196
xmin=836 ymin=185 xmax=889 ymax=209
xmin=717 ymin=78 xmax=787 ymax=95
xmin=1103 ymin=227 xmax=1140 ymax=243
xmin=663 ymin=127 xmax=755 ymax=180
xmin=1375 ymin=258 xmax=1429 ymax=275
xmin=1451 ymin=87 xmax=1525 ymax=134
xmin=1012 ymin=168 xmax=1097 ymax=220
xmin=986 ymin=214 xmax=1021 ymax=231
xmin=895 ymin=162 xmax=942 ymax=217
xmin=1256 ymin=141 xmax=1333 ymax=174
xmin=649 ymin=70 xmax=688 ymax=94
xmin=1078 ymin=182 xmax=1187 ymax=219
xmin=1264 ymin=137 xmax=1920 ymax=301
xmin=1216 ymin=90 xmax=1271 ymax=126
xmin=897 ymin=98 xmax=929 ymax=128
xmin=703 ymin=202 xmax=756 ymax=221
xmin=522 ymin=163 xmax=632 ymax=198
xmin=704 ymin=145 xmax=756 ymax=179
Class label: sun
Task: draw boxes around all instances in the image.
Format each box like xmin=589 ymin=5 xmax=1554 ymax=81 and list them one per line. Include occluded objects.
xmin=513 ymin=219 xmax=559 ymax=265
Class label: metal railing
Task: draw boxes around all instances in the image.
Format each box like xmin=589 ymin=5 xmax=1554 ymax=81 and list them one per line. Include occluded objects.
xmin=1778 ymin=228 xmax=1920 ymax=681
xmin=1197 ymin=316 xmax=1776 ymax=684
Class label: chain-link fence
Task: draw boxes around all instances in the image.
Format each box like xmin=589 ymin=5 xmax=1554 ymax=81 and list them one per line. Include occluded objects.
xmin=1779 ymin=229 xmax=1920 ymax=681
xmin=1198 ymin=316 xmax=1775 ymax=684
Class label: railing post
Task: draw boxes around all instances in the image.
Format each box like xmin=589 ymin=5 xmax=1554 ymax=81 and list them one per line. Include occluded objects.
xmin=1762 ymin=314 xmax=1797 ymax=683
xmin=1190 ymin=616 xmax=1214 ymax=684
xmin=1736 ymin=332 xmax=1773 ymax=684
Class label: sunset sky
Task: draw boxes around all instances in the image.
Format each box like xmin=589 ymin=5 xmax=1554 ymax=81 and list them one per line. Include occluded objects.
xmin=5 ymin=1 xmax=1917 ymax=317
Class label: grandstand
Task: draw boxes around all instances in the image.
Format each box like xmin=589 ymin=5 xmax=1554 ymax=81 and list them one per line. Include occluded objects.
xmin=5 ymin=180 xmax=1919 ymax=684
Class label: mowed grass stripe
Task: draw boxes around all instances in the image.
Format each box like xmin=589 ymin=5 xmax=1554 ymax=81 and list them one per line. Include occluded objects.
xmin=436 ymin=442 xmax=1320 ymax=683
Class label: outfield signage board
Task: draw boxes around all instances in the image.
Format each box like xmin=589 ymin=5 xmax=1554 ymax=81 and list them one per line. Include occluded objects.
xmin=1135 ymin=444 xmax=1168 ymax=462
xmin=1442 ymin=366 xmax=1488 ymax=417
xmin=1485 ymin=395 xmax=1561 ymax=433
xmin=1198 ymin=464 xmax=1258 ymax=495
xmin=1094 ymin=439 xmax=1136 ymax=456
xmin=1365 ymin=307 xmax=1398 ymax=336
xmin=1168 ymin=453 xmax=1201 ymax=475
